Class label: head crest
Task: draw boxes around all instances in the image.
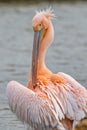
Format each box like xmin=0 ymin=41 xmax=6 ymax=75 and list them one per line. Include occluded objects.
xmin=35 ymin=7 xmax=55 ymax=19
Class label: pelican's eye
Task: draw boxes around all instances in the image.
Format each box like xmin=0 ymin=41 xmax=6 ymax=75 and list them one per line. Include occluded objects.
xmin=33 ymin=23 xmax=43 ymax=31
xmin=39 ymin=23 xmax=42 ymax=26
xmin=36 ymin=23 xmax=43 ymax=31
xmin=38 ymin=23 xmax=43 ymax=29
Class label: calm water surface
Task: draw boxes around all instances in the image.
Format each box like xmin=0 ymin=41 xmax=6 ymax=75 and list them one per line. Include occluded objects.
xmin=0 ymin=2 xmax=87 ymax=130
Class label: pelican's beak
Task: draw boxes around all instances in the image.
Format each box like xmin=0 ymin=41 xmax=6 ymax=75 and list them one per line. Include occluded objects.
xmin=32 ymin=29 xmax=43 ymax=87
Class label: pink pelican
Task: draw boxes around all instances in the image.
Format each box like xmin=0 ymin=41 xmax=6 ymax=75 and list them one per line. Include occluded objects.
xmin=7 ymin=8 xmax=87 ymax=130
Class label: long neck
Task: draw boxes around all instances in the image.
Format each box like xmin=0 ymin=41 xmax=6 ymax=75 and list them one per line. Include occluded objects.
xmin=38 ymin=21 xmax=54 ymax=70
xmin=29 ymin=21 xmax=54 ymax=88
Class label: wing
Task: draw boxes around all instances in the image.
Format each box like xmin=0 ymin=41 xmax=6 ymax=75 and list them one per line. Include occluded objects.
xmin=58 ymin=72 xmax=87 ymax=125
xmin=6 ymin=81 xmax=59 ymax=129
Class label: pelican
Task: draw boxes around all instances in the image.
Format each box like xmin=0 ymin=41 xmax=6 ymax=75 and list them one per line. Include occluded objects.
xmin=7 ymin=8 xmax=87 ymax=130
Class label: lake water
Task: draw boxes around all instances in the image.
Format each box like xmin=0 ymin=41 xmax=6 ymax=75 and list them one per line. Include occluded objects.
xmin=0 ymin=2 xmax=87 ymax=130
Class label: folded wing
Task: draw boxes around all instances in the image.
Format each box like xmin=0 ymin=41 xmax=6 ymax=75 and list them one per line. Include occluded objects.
xmin=58 ymin=72 xmax=87 ymax=126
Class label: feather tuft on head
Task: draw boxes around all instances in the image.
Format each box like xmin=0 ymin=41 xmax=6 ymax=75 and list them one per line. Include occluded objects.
xmin=35 ymin=7 xmax=55 ymax=20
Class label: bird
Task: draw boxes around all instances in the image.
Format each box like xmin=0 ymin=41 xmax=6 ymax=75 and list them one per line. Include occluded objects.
xmin=7 ymin=8 xmax=87 ymax=130
xmin=72 ymin=117 xmax=87 ymax=130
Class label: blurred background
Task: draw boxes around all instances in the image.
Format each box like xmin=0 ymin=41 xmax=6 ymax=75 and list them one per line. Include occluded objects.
xmin=0 ymin=0 xmax=87 ymax=4
xmin=0 ymin=0 xmax=87 ymax=130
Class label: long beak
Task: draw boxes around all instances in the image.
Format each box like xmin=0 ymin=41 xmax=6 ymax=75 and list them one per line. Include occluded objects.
xmin=32 ymin=29 xmax=43 ymax=87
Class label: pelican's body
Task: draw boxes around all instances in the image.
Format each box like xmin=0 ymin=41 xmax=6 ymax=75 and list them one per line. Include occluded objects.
xmin=7 ymin=9 xmax=87 ymax=130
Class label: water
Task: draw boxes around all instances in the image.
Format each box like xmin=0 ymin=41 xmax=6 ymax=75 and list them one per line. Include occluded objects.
xmin=0 ymin=2 xmax=87 ymax=130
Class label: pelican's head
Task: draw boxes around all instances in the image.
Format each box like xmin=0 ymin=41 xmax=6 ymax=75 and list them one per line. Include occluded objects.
xmin=32 ymin=8 xmax=55 ymax=45
xmin=32 ymin=8 xmax=54 ymax=30
xmin=31 ymin=8 xmax=55 ymax=87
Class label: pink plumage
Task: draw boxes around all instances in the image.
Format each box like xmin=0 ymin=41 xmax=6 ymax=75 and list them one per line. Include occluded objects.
xmin=7 ymin=8 xmax=87 ymax=130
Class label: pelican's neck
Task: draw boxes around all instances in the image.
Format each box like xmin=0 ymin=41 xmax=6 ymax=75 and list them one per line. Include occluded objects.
xmin=30 ymin=21 xmax=54 ymax=87
xmin=38 ymin=21 xmax=54 ymax=70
